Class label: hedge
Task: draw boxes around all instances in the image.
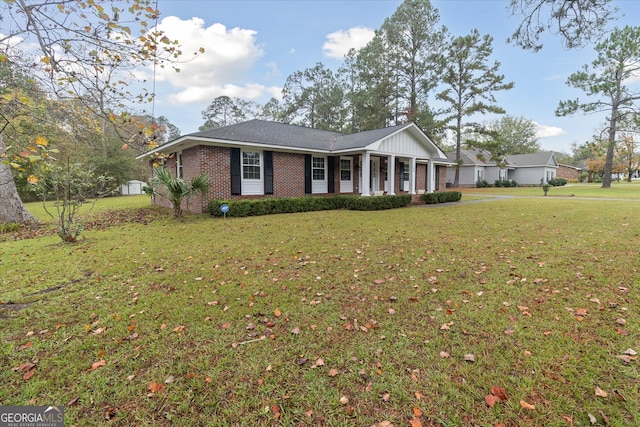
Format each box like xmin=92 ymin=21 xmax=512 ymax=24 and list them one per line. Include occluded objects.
xmin=421 ymin=191 xmax=462 ymax=204
xmin=208 ymin=194 xmax=413 ymax=218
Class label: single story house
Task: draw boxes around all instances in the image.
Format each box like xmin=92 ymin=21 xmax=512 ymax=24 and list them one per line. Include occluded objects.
xmin=447 ymin=150 xmax=559 ymax=186
xmin=505 ymin=152 xmax=558 ymax=185
xmin=120 ymin=180 xmax=147 ymax=196
xmin=138 ymin=119 xmax=452 ymax=214
xmin=445 ymin=148 xmax=510 ymax=186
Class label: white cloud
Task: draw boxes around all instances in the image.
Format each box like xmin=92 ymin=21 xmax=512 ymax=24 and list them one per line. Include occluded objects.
xmin=322 ymin=26 xmax=375 ymax=59
xmin=534 ymin=122 xmax=567 ymax=138
xmin=153 ymin=16 xmax=271 ymax=104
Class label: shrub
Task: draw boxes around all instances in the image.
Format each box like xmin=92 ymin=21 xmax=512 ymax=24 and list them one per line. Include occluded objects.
xmin=207 ymin=195 xmax=412 ymax=218
xmin=494 ymin=179 xmax=518 ymax=187
xmin=421 ymin=191 xmax=462 ymax=204
xmin=476 ymin=180 xmax=491 ymax=188
xmin=547 ymin=178 xmax=567 ymax=186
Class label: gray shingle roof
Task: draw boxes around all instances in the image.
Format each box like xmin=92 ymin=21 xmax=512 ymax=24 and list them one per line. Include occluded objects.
xmin=505 ymin=152 xmax=556 ymax=166
xmin=187 ymin=119 xmax=412 ymax=151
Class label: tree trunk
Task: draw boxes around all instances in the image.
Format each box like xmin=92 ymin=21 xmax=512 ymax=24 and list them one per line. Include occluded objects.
xmin=602 ymin=109 xmax=617 ymax=188
xmin=0 ymin=134 xmax=36 ymax=224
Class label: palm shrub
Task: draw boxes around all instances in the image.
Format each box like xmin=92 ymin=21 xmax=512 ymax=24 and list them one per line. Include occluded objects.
xmin=144 ymin=167 xmax=209 ymax=218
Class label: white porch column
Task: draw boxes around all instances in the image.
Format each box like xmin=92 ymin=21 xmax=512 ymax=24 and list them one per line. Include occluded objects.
xmin=361 ymin=151 xmax=371 ymax=196
xmin=427 ymin=161 xmax=435 ymax=193
xmin=387 ymin=155 xmax=396 ymax=195
xmin=409 ymin=157 xmax=417 ymax=195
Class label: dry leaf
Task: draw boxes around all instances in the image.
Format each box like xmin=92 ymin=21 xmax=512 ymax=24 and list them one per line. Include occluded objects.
xmin=439 ymin=351 xmax=450 ymax=358
xmin=23 ymin=368 xmax=36 ymax=380
xmin=485 ymin=394 xmax=499 ymax=408
xmin=18 ymin=342 xmax=33 ymax=351
xmin=339 ymin=395 xmax=349 ymax=405
xmin=599 ymin=410 xmax=610 ymax=425
xmin=271 ymin=404 xmax=281 ymax=419
xmin=165 ymin=375 xmax=175 ymax=384
xmin=520 ymin=400 xmax=535 ymax=410
xmin=90 ymin=360 xmax=106 ymax=371
xmin=409 ymin=417 xmax=423 ymax=427
xmin=595 ymin=386 xmax=608 ymax=398
xmin=464 ymin=353 xmax=475 ymax=362
xmin=274 ymin=308 xmax=282 ymax=317
xmin=148 ymin=381 xmax=164 ymax=393
xmin=413 ymin=407 xmax=423 ymax=417
xmin=172 ymin=325 xmax=185 ymax=333
xmin=491 ymin=386 xmax=508 ymax=401
xmin=328 ymin=368 xmax=339 ymax=377
xmin=587 ymin=413 xmax=597 ymax=425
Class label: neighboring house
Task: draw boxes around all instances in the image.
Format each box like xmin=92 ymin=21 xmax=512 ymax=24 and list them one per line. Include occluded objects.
xmin=120 ymin=180 xmax=147 ymax=196
xmin=557 ymin=164 xmax=582 ymax=182
xmin=138 ymin=119 xmax=452 ymax=214
xmin=447 ymin=150 xmax=559 ymax=186
xmin=505 ymin=152 xmax=558 ymax=185
xmin=445 ymin=148 xmax=510 ymax=187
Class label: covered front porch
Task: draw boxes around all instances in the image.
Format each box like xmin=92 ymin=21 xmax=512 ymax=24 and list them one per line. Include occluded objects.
xmin=357 ymin=152 xmax=448 ymax=196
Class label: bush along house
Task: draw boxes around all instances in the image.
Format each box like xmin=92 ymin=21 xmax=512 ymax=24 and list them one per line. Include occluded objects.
xmin=138 ymin=119 xmax=452 ymax=214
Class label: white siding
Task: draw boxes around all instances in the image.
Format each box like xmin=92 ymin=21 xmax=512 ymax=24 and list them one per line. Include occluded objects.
xmin=509 ymin=167 xmax=546 ymax=185
xmin=378 ymin=133 xmax=434 ymax=158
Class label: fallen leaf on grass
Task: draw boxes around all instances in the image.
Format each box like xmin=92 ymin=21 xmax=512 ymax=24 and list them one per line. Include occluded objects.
xmin=90 ymin=360 xmax=106 ymax=371
xmin=271 ymin=404 xmax=281 ymax=419
xmin=148 ymin=381 xmax=164 ymax=393
xmin=413 ymin=407 xmax=423 ymax=417
xmin=491 ymin=386 xmax=508 ymax=401
xmin=328 ymin=368 xmax=339 ymax=377
xmin=18 ymin=342 xmax=33 ymax=351
xmin=165 ymin=375 xmax=175 ymax=384
xmin=172 ymin=325 xmax=185 ymax=333
xmin=339 ymin=396 xmax=349 ymax=405
xmin=599 ymin=410 xmax=610 ymax=425
xmin=409 ymin=417 xmax=423 ymax=427
xmin=485 ymin=394 xmax=499 ymax=408
xmin=595 ymin=386 xmax=608 ymax=397
xmin=464 ymin=353 xmax=475 ymax=362
xmin=274 ymin=308 xmax=282 ymax=317
xmin=587 ymin=413 xmax=597 ymax=425
xmin=520 ymin=400 xmax=535 ymax=410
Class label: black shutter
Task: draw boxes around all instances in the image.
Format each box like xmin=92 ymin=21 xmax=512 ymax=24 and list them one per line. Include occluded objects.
xmin=327 ymin=156 xmax=335 ymax=193
xmin=264 ymin=151 xmax=274 ymax=194
xmin=230 ymin=148 xmax=241 ymax=195
xmin=304 ymin=154 xmax=312 ymax=194
xmin=399 ymin=161 xmax=404 ymax=191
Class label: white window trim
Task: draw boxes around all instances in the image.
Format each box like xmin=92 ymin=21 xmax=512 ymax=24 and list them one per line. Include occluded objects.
xmin=311 ymin=155 xmax=327 ymax=194
xmin=241 ymin=150 xmax=264 ymax=195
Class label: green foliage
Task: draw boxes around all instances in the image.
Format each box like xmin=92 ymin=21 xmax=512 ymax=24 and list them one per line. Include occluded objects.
xmin=547 ymin=177 xmax=567 ymax=186
xmin=542 ymin=183 xmax=551 ymax=196
xmin=494 ymin=179 xmax=518 ymax=187
xmin=146 ymin=167 xmax=209 ymax=218
xmin=208 ymin=195 xmax=412 ymax=217
xmin=421 ymin=191 xmax=462 ymax=204
xmin=476 ymin=179 xmax=491 ymax=188
xmin=31 ymin=161 xmax=117 ymax=242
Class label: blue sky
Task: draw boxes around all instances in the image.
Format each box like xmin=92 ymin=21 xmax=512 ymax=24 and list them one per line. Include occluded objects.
xmin=148 ymin=0 xmax=640 ymax=153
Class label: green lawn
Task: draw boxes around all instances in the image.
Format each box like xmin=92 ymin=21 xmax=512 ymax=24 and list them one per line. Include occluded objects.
xmin=458 ymin=180 xmax=640 ymax=198
xmin=1 ymin=192 xmax=638 ymax=426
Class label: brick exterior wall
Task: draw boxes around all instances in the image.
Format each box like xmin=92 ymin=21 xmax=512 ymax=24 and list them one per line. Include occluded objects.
xmin=150 ymin=146 xmax=450 ymax=213
xmin=557 ymin=164 xmax=580 ymax=181
xmin=274 ymin=152 xmax=306 ymax=197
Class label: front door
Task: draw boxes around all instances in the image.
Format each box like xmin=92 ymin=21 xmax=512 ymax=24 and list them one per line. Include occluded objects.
xmin=370 ymin=157 xmax=380 ymax=193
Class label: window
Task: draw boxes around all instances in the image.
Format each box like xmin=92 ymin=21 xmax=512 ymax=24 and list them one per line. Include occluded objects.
xmin=243 ymin=151 xmax=261 ymax=179
xmin=402 ymin=163 xmax=410 ymax=182
xmin=340 ymin=159 xmax=351 ymax=181
xmin=177 ymin=152 xmax=183 ymax=179
xmin=312 ymin=157 xmax=325 ymax=180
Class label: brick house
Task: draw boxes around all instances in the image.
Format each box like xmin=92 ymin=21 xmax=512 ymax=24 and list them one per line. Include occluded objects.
xmin=138 ymin=119 xmax=451 ymax=214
